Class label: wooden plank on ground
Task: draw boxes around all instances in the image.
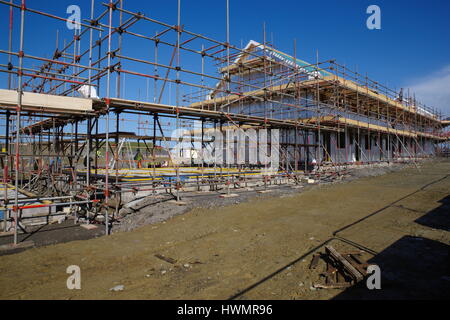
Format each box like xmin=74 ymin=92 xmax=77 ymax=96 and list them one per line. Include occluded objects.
xmin=154 ymin=254 xmax=177 ymax=264
xmin=309 ymin=254 xmax=320 ymax=269
xmin=325 ymin=245 xmax=364 ymax=282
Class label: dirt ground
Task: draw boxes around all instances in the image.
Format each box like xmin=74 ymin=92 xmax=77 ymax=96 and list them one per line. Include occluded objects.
xmin=0 ymin=160 xmax=449 ymax=300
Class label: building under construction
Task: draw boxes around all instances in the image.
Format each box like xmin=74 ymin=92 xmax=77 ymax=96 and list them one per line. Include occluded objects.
xmin=0 ymin=0 xmax=449 ymax=245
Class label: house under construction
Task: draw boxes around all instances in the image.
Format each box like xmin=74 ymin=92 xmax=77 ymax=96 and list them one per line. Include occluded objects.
xmin=0 ymin=0 xmax=449 ymax=245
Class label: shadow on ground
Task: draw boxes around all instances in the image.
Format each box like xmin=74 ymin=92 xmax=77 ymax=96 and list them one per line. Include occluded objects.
xmin=333 ymin=235 xmax=450 ymax=300
xmin=0 ymin=220 xmax=104 ymax=256
xmin=414 ymin=195 xmax=450 ymax=232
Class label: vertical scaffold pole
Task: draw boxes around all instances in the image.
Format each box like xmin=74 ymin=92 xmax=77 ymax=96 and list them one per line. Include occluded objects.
xmin=13 ymin=0 xmax=26 ymax=245
xmin=175 ymin=0 xmax=181 ymax=202
xmin=316 ymin=49 xmax=321 ymax=174
xmin=105 ymin=0 xmax=113 ymax=234
xmin=4 ymin=0 xmax=14 ymax=231
xmin=226 ymin=0 xmax=231 ymax=195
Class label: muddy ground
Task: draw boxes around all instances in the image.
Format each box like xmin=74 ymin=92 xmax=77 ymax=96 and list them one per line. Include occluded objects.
xmin=0 ymin=160 xmax=448 ymax=300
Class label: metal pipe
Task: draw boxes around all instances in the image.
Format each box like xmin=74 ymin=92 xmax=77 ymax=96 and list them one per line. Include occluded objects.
xmin=104 ymin=0 xmax=113 ymax=234
xmin=13 ymin=0 xmax=25 ymax=246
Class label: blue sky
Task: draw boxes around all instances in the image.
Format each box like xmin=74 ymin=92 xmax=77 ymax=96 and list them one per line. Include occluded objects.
xmin=1 ymin=0 xmax=449 ymax=118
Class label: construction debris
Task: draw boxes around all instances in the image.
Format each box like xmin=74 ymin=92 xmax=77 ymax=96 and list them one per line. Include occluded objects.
xmin=80 ymin=224 xmax=98 ymax=230
xmin=311 ymin=246 xmax=374 ymax=289
xmin=309 ymin=254 xmax=320 ymax=270
xmin=110 ymin=285 xmax=125 ymax=292
xmin=154 ymin=254 xmax=177 ymax=265
xmin=325 ymin=246 xmax=364 ymax=283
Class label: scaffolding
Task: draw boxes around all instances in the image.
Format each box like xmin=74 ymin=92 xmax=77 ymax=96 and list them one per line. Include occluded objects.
xmin=0 ymin=0 xmax=448 ymax=245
